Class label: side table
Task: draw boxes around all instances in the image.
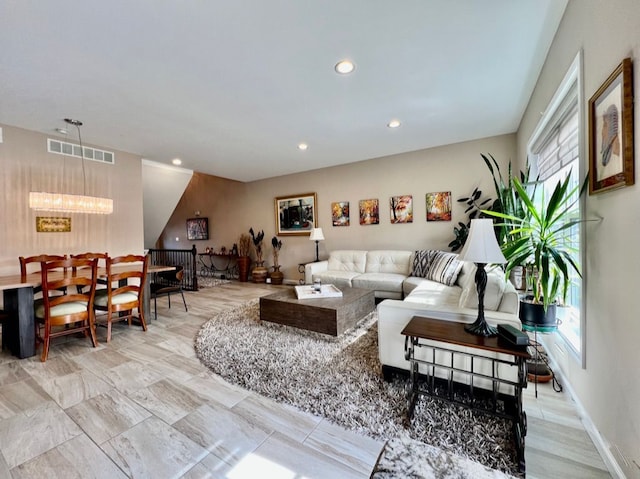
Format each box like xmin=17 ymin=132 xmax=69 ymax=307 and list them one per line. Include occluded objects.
xmin=402 ymin=316 xmax=530 ymax=474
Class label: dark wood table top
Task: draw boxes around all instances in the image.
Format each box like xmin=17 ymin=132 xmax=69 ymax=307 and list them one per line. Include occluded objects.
xmin=402 ymin=315 xmax=531 ymax=359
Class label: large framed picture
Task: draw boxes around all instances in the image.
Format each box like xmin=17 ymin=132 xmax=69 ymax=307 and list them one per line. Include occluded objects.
xmin=275 ymin=192 xmax=317 ymax=236
xmin=588 ymin=57 xmax=634 ymax=194
xmin=186 ymin=217 xmax=209 ymax=240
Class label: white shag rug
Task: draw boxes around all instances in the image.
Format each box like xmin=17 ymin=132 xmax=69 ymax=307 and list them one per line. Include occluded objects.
xmin=197 ymin=275 xmax=232 ymax=288
xmin=195 ymin=300 xmax=520 ymax=479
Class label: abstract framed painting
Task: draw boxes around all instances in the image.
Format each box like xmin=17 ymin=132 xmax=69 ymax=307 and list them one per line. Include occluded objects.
xmin=186 ymin=217 xmax=209 ymax=240
xmin=389 ymin=195 xmax=413 ymax=223
xmin=589 ymin=57 xmax=634 ymax=194
xmin=275 ymin=192 xmax=317 ymax=236
xmin=331 ymin=201 xmax=350 ymax=226
xmin=426 ymin=191 xmax=452 ymax=221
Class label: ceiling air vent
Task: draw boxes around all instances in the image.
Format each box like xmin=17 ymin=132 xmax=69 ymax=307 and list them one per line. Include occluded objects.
xmin=47 ymin=138 xmax=115 ymax=165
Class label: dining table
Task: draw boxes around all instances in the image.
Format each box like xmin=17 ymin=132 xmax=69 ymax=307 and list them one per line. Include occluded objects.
xmin=0 ymin=263 xmax=175 ymax=359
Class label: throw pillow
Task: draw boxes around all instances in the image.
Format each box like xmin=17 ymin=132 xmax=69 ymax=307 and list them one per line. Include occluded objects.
xmin=410 ymin=250 xmax=431 ymax=277
xmin=425 ymin=250 xmax=463 ymax=286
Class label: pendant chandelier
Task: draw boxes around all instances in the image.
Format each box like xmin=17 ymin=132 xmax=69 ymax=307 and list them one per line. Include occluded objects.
xmin=29 ymin=118 xmax=113 ymax=215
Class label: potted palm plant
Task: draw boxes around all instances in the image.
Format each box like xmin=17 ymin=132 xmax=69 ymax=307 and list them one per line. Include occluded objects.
xmin=485 ymin=171 xmax=587 ymax=327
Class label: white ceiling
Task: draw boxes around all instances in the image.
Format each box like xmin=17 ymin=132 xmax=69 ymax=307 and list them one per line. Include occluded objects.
xmin=1 ymin=1 xmax=567 ymax=182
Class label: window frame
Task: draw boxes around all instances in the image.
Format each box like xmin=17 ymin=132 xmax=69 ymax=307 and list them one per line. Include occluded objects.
xmin=525 ymin=51 xmax=586 ymax=368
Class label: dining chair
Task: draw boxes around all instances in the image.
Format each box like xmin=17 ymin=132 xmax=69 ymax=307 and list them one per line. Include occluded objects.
xmin=35 ymin=257 xmax=99 ymax=362
xmin=94 ymin=254 xmax=149 ymax=343
xmin=71 ymin=252 xmax=108 ymax=293
xmin=19 ymin=254 xmax=67 ymax=295
xmin=150 ymin=265 xmax=188 ymax=320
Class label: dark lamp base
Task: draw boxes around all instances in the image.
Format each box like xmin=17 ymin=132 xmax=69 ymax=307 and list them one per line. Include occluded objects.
xmin=464 ymin=320 xmax=498 ymax=337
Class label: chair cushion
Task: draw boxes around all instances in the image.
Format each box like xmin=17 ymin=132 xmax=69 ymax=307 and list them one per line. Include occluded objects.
xmin=94 ymin=290 xmax=139 ymax=307
xmin=35 ymin=301 xmax=88 ymax=319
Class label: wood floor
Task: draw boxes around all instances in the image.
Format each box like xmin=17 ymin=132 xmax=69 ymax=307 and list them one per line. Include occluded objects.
xmin=0 ymin=282 xmax=612 ymax=478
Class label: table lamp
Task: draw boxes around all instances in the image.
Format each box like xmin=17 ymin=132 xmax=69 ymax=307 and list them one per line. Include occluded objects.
xmin=458 ymin=219 xmax=506 ymax=336
xmin=309 ymin=228 xmax=324 ymax=262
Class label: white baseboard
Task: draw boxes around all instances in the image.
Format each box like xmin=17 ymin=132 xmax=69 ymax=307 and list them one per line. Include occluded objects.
xmin=538 ymin=337 xmax=628 ymax=479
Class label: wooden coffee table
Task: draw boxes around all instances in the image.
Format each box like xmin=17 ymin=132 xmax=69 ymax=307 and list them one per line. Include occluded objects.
xmin=259 ymin=286 xmax=375 ymax=336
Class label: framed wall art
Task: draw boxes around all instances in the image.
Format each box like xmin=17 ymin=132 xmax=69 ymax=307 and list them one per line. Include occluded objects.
xmin=426 ymin=191 xmax=452 ymax=221
xmin=36 ymin=216 xmax=71 ymax=233
xmin=331 ymin=201 xmax=350 ymax=226
xmin=275 ymin=192 xmax=317 ymax=235
xmin=359 ymin=199 xmax=379 ymax=225
xmin=389 ymin=195 xmax=413 ymax=223
xmin=186 ymin=217 xmax=209 ymax=240
xmin=589 ymin=57 xmax=634 ymax=194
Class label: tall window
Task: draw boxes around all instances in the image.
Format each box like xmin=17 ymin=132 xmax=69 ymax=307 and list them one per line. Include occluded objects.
xmin=527 ymin=53 xmax=585 ymax=363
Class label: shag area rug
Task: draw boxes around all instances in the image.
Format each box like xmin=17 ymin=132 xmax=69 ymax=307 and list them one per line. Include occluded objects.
xmin=197 ymin=275 xmax=232 ymax=288
xmin=195 ymin=300 xmax=519 ymax=478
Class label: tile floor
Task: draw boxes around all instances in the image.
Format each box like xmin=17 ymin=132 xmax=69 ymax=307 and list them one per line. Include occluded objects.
xmin=0 ymin=282 xmax=612 ymax=478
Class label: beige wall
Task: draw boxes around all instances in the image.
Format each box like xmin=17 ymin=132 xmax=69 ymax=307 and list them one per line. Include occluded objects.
xmin=160 ymin=134 xmax=516 ymax=282
xmin=517 ymin=1 xmax=640 ymax=476
xmin=0 ymin=124 xmax=145 ymax=276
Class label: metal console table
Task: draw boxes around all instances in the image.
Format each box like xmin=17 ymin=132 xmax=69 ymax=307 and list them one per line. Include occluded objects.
xmin=198 ymin=253 xmax=238 ymax=279
xmin=402 ymin=316 xmax=530 ymax=474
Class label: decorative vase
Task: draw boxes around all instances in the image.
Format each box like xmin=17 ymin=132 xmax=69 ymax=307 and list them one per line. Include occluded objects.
xmin=252 ymin=261 xmax=268 ymax=283
xmin=237 ymin=256 xmax=251 ymax=282
xmin=270 ymin=265 xmax=284 ymax=285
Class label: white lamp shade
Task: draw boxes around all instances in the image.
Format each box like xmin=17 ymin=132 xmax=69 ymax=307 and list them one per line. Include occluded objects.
xmin=458 ymin=219 xmax=506 ymax=264
xmin=309 ymin=228 xmax=325 ymax=241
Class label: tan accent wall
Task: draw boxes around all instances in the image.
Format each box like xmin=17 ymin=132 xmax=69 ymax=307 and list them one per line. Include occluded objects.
xmin=159 ymin=134 xmax=517 ymax=283
xmin=0 ymin=124 xmax=144 ymax=276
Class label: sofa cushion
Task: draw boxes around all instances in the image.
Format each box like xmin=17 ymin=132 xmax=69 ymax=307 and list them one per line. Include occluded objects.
xmin=459 ymin=268 xmax=507 ymax=311
xmin=410 ymin=250 xmax=431 ymax=277
xmin=365 ymin=251 xmax=412 ymax=275
xmin=404 ymin=280 xmax=462 ymax=308
xmin=425 ymin=250 xmax=463 ymax=286
xmin=313 ymin=270 xmax=360 ymax=289
xmin=327 ymin=250 xmax=367 ymax=273
xmin=352 ymin=272 xmax=405 ymax=293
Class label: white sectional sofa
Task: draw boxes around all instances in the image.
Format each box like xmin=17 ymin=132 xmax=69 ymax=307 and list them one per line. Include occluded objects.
xmin=306 ymin=249 xmax=522 ymax=392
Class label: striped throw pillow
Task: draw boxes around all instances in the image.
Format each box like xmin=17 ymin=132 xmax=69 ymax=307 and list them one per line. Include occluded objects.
xmin=425 ymin=250 xmax=463 ymax=286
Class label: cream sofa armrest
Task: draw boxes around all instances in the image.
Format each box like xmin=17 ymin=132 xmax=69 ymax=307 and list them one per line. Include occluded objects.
xmin=498 ymin=280 xmax=520 ymax=315
xmin=304 ymin=260 xmax=328 ymax=284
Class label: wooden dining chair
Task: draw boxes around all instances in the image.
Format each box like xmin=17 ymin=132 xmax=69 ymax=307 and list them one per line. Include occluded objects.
xmin=94 ymin=254 xmax=149 ymax=343
xmin=35 ymin=257 xmax=99 ymax=362
xmin=71 ymin=252 xmax=108 ymax=293
xmin=150 ymin=265 xmax=188 ymax=320
xmin=19 ymin=254 xmax=68 ymax=294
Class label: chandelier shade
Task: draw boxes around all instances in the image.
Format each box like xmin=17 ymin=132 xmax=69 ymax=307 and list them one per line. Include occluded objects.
xmin=29 ymin=192 xmax=113 ymax=215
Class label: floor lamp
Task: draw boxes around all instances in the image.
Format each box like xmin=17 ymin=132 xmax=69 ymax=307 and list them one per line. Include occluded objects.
xmin=309 ymin=228 xmax=324 ymax=262
xmin=458 ymin=219 xmax=506 ymax=336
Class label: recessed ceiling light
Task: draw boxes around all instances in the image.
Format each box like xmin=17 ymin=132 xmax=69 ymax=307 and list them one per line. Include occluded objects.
xmin=172 ymin=158 xmax=182 ymax=165
xmin=387 ymin=119 xmax=401 ymax=128
xmin=298 ymin=143 xmax=308 ymax=151
xmin=334 ymin=60 xmax=355 ymax=75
